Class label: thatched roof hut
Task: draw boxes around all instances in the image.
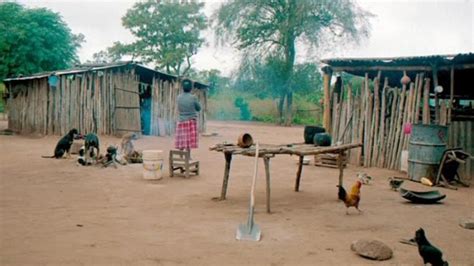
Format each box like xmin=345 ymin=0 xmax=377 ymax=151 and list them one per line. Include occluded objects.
xmin=3 ymin=61 xmax=209 ymax=136
xmin=320 ymin=53 xmax=473 ymax=178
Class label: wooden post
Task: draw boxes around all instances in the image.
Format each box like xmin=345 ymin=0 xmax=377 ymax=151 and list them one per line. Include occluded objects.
xmin=423 ymin=78 xmax=431 ymax=124
xmin=378 ymin=79 xmax=387 ymax=167
xmin=220 ymin=152 xmax=233 ymax=200
xmin=322 ymin=66 xmax=333 ymax=132
xmin=371 ymin=75 xmax=380 ymax=166
xmin=363 ymin=73 xmax=372 ymax=167
xmin=264 ymin=156 xmax=271 ymax=213
xmin=294 ymin=155 xmax=304 ymax=191
xmin=448 ymin=66 xmax=454 ymax=124
xmin=414 ymin=73 xmax=424 ymax=124
xmin=440 ymin=101 xmax=447 ymax=126
xmin=432 ymin=66 xmax=440 ymax=123
xmin=338 ymin=151 xmax=344 ymax=187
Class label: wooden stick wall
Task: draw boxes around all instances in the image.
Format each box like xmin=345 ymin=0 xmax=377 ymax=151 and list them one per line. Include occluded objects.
xmin=8 ymin=70 xmax=140 ymax=136
xmin=331 ymin=73 xmax=454 ymax=170
xmin=150 ymin=77 xmax=207 ymax=136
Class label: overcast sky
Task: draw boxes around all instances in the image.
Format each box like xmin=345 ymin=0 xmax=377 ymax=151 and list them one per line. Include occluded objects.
xmin=19 ymin=0 xmax=474 ymax=76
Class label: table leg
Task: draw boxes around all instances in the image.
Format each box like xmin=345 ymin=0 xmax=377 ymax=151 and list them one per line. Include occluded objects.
xmin=263 ymin=156 xmax=271 ymax=213
xmin=338 ymin=151 xmax=344 ymax=187
xmin=220 ymin=152 xmax=233 ymax=200
xmin=294 ymin=155 xmax=304 ymax=191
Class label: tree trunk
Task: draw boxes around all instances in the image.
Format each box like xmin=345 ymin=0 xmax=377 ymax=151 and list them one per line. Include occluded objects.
xmin=284 ymin=91 xmax=293 ymax=126
xmin=282 ymin=0 xmax=296 ymax=126
xmin=278 ymin=94 xmax=285 ymax=125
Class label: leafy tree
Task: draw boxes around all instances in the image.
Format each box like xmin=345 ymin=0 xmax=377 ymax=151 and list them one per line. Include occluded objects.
xmin=0 ymin=2 xmax=83 ymax=79
xmin=187 ymin=68 xmax=231 ymax=96
xmin=85 ymin=50 xmax=115 ymax=65
xmin=110 ymin=0 xmax=207 ymax=76
xmin=234 ymin=58 xmax=322 ymax=106
xmin=214 ymin=0 xmax=371 ymax=125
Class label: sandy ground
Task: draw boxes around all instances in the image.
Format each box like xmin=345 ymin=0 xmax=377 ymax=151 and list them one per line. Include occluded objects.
xmin=0 ymin=120 xmax=473 ymax=266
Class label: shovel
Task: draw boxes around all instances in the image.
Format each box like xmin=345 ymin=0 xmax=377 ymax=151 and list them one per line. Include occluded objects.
xmin=236 ymin=142 xmax=261 ymax=241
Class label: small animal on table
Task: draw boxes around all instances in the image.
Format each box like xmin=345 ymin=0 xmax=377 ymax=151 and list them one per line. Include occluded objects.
xmin=42 ymin=128 xmax=79 ymax=159
xmin=357 ymin=172 xmax=372 ymax=185
xmin=84 ymin=133 xmax=100 ymax=164
xmin=414 ymin=228 xmax=449 ymax=266
xmin=99 ymin=145 xmax=126 ymax=168
xmin=121 ymin=133 xmax=141 ymax=163
xmin=388 ymin=177 xmax=404 ymax=191
xmin=337 ymin=180 xmax=362 ymax=215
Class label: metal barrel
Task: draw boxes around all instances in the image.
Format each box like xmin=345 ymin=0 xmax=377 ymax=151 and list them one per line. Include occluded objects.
xmin=408 ymin=124 xmax=448 ymax=181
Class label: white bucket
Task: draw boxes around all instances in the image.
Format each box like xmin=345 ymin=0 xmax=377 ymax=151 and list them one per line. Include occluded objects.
xmin=142 ymin=150 xmax=164 ymax=180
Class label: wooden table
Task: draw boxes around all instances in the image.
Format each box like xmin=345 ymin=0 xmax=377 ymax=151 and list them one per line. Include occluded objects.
xmin=210 ymin=142 xmax=362 ymax=213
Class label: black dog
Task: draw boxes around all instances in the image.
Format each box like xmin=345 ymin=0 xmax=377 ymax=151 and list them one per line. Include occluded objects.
xmin=414 ymin=228 xmax=448 ymax=266
xmin=42 ymin=128 xmax=79 ymax=159
xmin=84 ymin=133 xmax=100 ymax=164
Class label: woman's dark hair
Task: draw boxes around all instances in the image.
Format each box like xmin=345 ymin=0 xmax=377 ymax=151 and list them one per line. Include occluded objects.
xmin=182 ymin=79 xmax=193 ymax=92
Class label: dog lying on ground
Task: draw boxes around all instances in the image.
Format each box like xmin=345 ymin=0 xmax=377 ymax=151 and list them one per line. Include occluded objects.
xmin=121 ymin=133 xmax=142 ymax=163
xmin=42 ymin=128 xmax=79 ymax=159
xmin=84 ymin=133 xmax=100 ymax=164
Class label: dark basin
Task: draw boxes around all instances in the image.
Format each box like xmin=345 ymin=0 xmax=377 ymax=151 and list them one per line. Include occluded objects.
xmin=399 ymin=188 xmax=446 ymax=204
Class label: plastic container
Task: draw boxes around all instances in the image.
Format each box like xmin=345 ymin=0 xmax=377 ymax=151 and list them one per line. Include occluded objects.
xmin=142 ymin=150 xmax=164 ymax=180
xmin=313 ymin=133 xmax=332 ymax=146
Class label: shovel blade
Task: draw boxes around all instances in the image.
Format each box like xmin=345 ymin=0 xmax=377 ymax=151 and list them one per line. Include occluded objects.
xmin=236 ymin=223 xmax=261 ymax=241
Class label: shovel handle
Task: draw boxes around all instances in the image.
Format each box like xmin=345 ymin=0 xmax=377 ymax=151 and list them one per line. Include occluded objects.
xmin=250 ymin=142 xmax=259 ymax=209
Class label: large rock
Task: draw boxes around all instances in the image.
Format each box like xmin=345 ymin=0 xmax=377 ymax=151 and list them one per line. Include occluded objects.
xmin=351 ymin=239 xmax=393 ymax=261
xmin=459 ymin=218 xmax=474 ymax=229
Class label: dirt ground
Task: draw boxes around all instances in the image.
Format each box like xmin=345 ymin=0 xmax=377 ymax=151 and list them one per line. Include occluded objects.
xmin=1 ymin=120 xmax=473 ymax=266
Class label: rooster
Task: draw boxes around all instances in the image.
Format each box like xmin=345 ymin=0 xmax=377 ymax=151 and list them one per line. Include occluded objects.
xmin=337 ymin=180 xmax=362 ymax=214
xmin=414 ymin=228 xmax=449 ymax=266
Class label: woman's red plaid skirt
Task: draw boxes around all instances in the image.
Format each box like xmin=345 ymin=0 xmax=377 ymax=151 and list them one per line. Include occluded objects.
xmin=175 ymin=119 xmax=198 ymax=149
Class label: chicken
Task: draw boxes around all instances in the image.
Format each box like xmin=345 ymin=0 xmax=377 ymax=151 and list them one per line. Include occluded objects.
xmin=388 ymin=177 xmax=404 ymax=191
xmin=414 ymin=228 xmax=449 ymax=266
xmin=357 ymin=172 xmax=372 ymax=185
xmin=337 ymin=180 xmax=362 ymax=214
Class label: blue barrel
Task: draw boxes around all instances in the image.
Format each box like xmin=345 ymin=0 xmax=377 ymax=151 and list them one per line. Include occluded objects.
xmin=408 ymin=124 xmax=448 ymax=181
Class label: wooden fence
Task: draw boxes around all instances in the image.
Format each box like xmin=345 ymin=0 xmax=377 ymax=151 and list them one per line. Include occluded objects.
xmin=150 ymin=77 xmax=207 ymax=136
xmin=331 ymin=73 xmax=473 ymax=178
xmin=7 ymin=70 xmax=140 ymax=136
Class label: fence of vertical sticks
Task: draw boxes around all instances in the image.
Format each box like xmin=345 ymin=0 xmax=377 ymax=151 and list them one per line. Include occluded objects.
xmin=7 ymin=70 xmax=140 ymax=136
xmin=150 ymin=77 xmax=207 ymax=136
xmin=331 ymin=73 xmax=455 ymax=171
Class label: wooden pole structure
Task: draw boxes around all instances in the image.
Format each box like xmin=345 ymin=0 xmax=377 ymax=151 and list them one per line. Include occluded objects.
xmin=322 ymin=66 xmax=333 ymax=133
xmin=423 ymin=78 xmax=431 ymax=124
xmin=432 ymin=66 xmax=440 ymax=124
xmin=448 ymin=65 xmax=454 ymax=124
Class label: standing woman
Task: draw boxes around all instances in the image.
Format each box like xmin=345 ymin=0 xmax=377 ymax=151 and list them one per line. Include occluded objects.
xmin=175 ymin=78 xmax=201 ymax=154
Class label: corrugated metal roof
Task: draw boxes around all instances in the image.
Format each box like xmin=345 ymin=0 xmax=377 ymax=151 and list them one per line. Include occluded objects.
xmin=322 ymin=53 xmax=474 ymax=99
xmin=2 ymin=61 xmax=133 ymax=82
xmin=321 ymin=53 xmax=474 ymax=69
xmin=3 ymin=61 xmax=209 ymax=88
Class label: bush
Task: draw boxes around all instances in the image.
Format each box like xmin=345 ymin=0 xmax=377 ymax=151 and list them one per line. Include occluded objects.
xmin=234 ymin=97 xmax=252 ymax=120
xmin=207 ymin=90 xmax=240 ymax=121
xmin=249 ymin=98 xmax=278 ymax=123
